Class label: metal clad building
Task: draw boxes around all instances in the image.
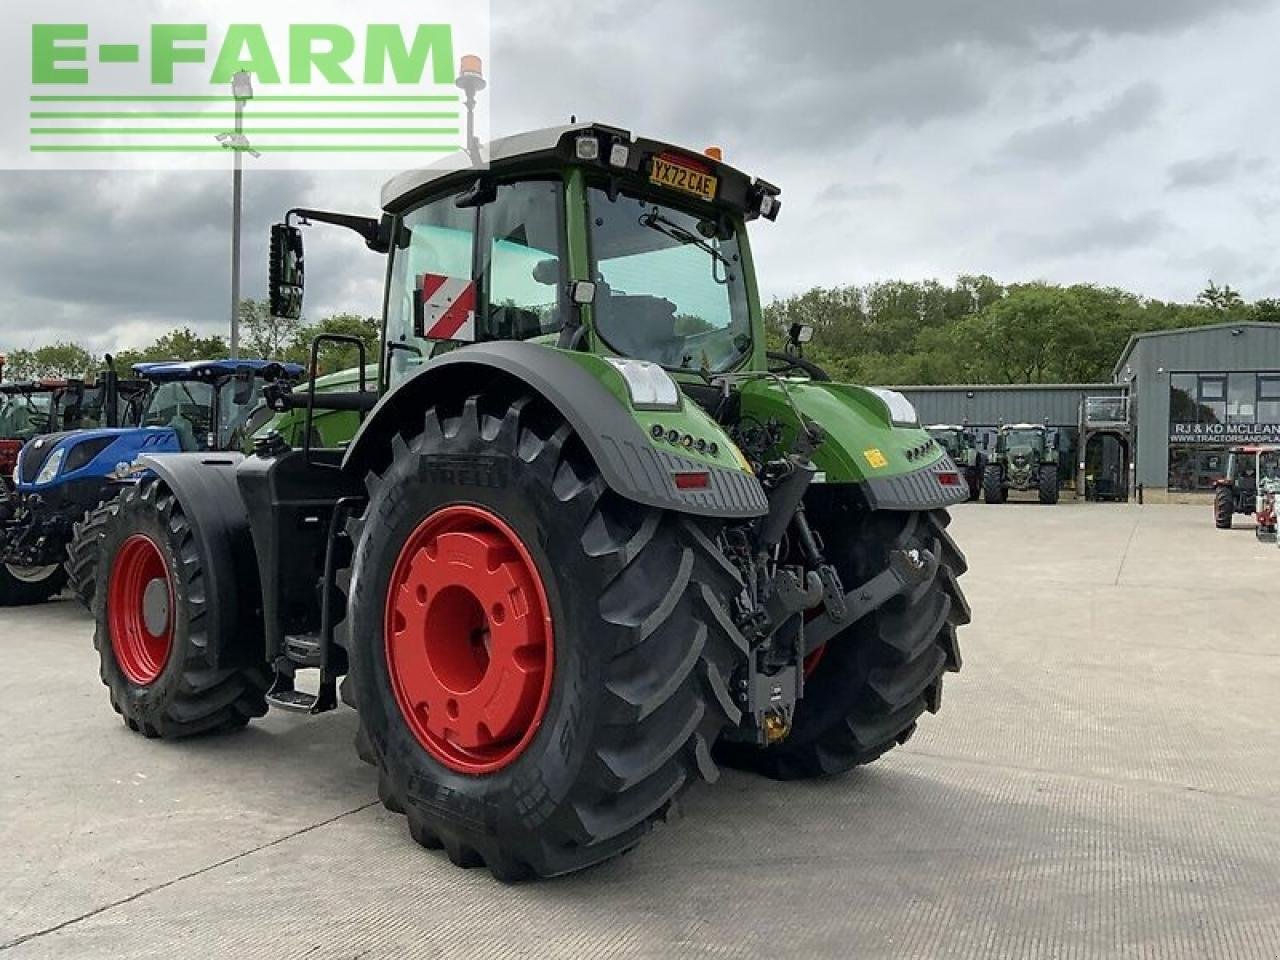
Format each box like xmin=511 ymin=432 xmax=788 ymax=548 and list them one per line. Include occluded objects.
xmin=891 ymin=320 xmax=1280 ymax=499
xmin=1114 ymin=321 xmax=1280 ymax=492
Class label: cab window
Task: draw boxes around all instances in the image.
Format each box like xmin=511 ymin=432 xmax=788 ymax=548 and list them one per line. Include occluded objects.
xmin=383 ymin=179 xmax=565 ymax=389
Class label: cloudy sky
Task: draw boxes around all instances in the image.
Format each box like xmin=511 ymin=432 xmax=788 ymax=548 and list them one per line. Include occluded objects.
xmin=2 ymin=0 xmax=1278 ymax=355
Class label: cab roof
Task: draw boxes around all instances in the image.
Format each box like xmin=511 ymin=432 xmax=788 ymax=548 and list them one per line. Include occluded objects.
xmin=131 ymin=359 xmax=304 ymax=382
xmin=380 ymin=121 xmax=780 ymax=219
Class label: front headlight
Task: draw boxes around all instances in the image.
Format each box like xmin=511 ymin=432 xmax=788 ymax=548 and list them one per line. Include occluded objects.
xmin=867 ymin=388 xmax=919 ymax=428
xmin=34 ymin=447 xmax=66 ymax=485
xmin=604 ymin=357 xmax=681 ymax=410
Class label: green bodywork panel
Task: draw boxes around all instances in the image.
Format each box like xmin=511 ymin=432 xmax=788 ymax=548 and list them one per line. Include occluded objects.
xmin=737 ymin=378 xmax=944 ymax=483
xmin=559 ymin=350 xmax=751 ymax=473
xmin=252 ymin=365 xmax=377 ymax=450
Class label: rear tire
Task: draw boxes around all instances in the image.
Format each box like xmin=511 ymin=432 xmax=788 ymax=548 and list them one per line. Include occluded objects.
xmin=92 ymin=479 xmax=270 ymax=738
xmin=0 ymin=562 xmax=66 ymax=607
xmin=341 ymin=389 xmax=746 ymax=880
xmin=1214 ymin=488 xmax=1234 ymax=529
xmin=1038 ymin=464 xmax=1059 ymax=505
xmin=67 ymin=495 xmax=122 ymax=611
xmin=982 ymin=465 xmax=1005 ymax=504
xmin=717 ymin=509 xmax=968 ymax=780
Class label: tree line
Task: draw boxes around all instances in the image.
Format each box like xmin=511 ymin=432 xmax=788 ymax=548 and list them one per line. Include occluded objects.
xmin=0 ymin=301 xmax=378 ymax=382
xmin=765 ymin=278 xmax=1278 ymax=385
xmin=3 ymin=280 xmax=1277 ymax=387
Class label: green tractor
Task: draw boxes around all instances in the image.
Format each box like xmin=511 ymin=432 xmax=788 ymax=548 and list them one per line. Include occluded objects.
xmin=983 ymin=421 xmax=1060 ymax=505
xmin=925 ymin=424 xmax=983 ymax=501
xmin=87 ymin=122 xmax=970 ymax=880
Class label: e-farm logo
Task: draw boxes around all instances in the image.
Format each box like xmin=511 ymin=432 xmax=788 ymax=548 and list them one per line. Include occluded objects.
xmin=3 ymin=2 xmax=490 ymax=171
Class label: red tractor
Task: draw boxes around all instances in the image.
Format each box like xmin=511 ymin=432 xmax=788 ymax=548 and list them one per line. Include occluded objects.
xmin=1213 ymin=445 xmax=1280 ymax=530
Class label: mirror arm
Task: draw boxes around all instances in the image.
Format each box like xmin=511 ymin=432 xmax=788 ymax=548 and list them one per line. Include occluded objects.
xmin=286 ymin=208 xmax=390 ymax=253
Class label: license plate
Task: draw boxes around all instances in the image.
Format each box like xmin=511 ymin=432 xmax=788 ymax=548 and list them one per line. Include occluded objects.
xmin=650 ymin=156 xmax=718 ymax=201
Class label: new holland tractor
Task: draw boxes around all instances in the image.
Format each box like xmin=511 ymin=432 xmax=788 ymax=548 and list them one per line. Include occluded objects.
xmin=0 ymin=359 xmax=301 ymax=607
xmin=87 ymin=122 xmax=971 ymax=880
xmin=925 ymin=424 xmax=983 ymax=501
xmin=983 ymin=422 xmax=1060 ymax=504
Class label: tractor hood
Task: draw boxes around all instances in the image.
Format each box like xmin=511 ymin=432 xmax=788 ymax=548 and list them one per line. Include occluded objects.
xmin=14 ymin=427 xmax=180 ymax=491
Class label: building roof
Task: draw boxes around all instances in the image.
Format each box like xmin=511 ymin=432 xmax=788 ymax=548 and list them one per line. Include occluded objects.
xmin=892 ymin=382 xmax=1122 ymax=393
xmin=131 ymin=359 xmax=304 ymax=382
xmin=1112 ymin=321 xmax=1280 ymax=379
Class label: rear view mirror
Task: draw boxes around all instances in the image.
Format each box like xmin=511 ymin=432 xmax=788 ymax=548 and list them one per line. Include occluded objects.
xmin=269 ymin=223 xmax=305 ymax=320
xmin=790 ymin=323 xmax=815 ymax=345
xmin=232 ymin=365 xmax=255 ymax=406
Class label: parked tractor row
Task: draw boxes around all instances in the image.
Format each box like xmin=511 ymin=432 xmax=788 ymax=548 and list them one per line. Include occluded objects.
xmin=19 ymin=122 xmax=973 ymax=880
xmin=925 ymin=421 xmax=1060 ymax=505
xmin=0 ymin=358 xmax=326 ymax=606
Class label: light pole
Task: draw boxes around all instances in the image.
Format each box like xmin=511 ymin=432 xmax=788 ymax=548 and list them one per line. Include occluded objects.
xmin=227 ymin=71 xmax=254 ymax=358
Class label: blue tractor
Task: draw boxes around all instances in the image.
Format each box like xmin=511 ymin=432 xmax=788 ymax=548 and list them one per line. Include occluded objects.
xmin=0 ymin=359 xmax=302 ymax=607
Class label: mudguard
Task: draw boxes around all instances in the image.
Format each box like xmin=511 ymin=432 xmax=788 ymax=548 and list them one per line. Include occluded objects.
xmin=343 ymin=341 xmax=768 ymax=519
xmin=738 ymin=378 xmax=967 ymax=511
xmin=132 ymin=453 xmax=263 ymax=669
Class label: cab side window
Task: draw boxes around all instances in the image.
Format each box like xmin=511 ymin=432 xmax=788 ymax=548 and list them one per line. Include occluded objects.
xmin=477 ymin=180 xmax=564 ymax=342
xmin=383 ymin=180 xmax=565 ymax=389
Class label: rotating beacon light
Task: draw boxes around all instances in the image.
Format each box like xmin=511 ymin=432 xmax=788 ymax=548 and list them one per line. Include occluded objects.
xmin=456 ymin=55 xmax=487 ymax=166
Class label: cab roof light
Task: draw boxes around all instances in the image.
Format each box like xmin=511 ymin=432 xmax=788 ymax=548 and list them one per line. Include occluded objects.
xmin=609 ymin=141 xmax=631 ymax=168
xmin=704 ymin=146 xmax=723 ymax=161
xmin=575 ymin=135 xmax=600 ymax=161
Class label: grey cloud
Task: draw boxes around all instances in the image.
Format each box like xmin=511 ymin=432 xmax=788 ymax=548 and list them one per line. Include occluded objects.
xmin=1009 ymin=211 xmax=1170 ymax=258
xmin=993 ymin=83 xmax=1163 ymax=168
xmin=1166 ymin=152 xmax=1267 ymax=189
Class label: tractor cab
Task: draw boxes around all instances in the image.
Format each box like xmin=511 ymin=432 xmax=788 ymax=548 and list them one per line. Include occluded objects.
xmin=0 ymin=380 xmax=80 ymax=485
xmin=132 ymin=359 xmax=304 ymax=452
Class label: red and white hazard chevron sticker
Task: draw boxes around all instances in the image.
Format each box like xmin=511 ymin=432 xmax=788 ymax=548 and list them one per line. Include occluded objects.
xmin=417 ymin=273 xmax=477 ymax=341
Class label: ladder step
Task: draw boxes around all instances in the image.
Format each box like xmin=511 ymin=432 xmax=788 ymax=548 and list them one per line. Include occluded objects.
xmin=267 ymin=688 xmax=320 ymax=713
xmin=283 ymin=633 xmax=323 ymax=668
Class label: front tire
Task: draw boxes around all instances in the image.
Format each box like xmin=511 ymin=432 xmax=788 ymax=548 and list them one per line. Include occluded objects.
xmin=1214 ymin=488 xmax=1234 ymax=529
xmin=982 ymin=465 xmax=1006 ymax=504
xmin=718 ymin=508 xmax=968 ymax=780
xmin=0 ymin=562 xmax=66 ymax=606
xmin=342 ymin=389 xmax=745 ymax=880
xmin=1038 ymin=464 xmax=1059 ymax=505
xmin=93 ymin=479 xmax=270 ymax=738
xmin=67 ymin=495 xmax=122 ymax=611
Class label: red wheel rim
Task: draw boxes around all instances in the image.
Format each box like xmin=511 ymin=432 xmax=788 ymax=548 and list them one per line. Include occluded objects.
xmin=108 ymin=534 xmax=174 ymax=686
xmin=385 ymin=505 xmax=554 ymax=775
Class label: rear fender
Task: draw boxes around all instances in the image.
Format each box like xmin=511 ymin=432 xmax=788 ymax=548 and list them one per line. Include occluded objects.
xmin=343 ymin=341 xmax=767 ymax=519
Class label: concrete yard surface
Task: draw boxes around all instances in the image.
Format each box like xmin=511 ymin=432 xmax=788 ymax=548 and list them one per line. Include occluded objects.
xmin=1 ymin=503 xmax=1278 ymax=959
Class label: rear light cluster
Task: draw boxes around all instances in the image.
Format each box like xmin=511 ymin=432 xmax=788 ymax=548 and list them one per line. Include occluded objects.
xmin=937 ymin=471 xmax=963 ymax=487
xmin=0 ymin=440 xmax=21 ymax=476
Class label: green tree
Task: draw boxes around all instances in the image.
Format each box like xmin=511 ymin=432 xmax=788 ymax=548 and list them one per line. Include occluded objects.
xmin=1197 ymin=280 xmax=1245 ymax=312
xmin=241 ymin=298 xmax=303 ymax=360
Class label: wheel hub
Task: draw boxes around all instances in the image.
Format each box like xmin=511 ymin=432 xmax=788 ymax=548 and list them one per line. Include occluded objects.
xmin=385 ymin=505 xmax=553 ymax=774
xmin=108 ymin=534 xmax=174 ymax=686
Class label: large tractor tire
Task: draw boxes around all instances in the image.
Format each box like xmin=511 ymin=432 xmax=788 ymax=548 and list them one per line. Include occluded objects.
xmin=1213 ymin=487 xmax=1234 ymax=529
xmin=0 ymin=562 xmax=66 ymax=606
xmin=718 ymin=508 xmax=967 ymax=780
xmin=340 ymin=390 xmax=745 ymax=881
xmin=1038 ymin=464 xmax=1059 ymax=505
xmin=982 ymin=465 xmax=1006 ymax=504
xmin=92 ymin=479 xmax=270 ymax=738
xmin=965 ymin=467 xmax=981 ymax=502
xmin=67 ymin=496 xmax=121 ymax=611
